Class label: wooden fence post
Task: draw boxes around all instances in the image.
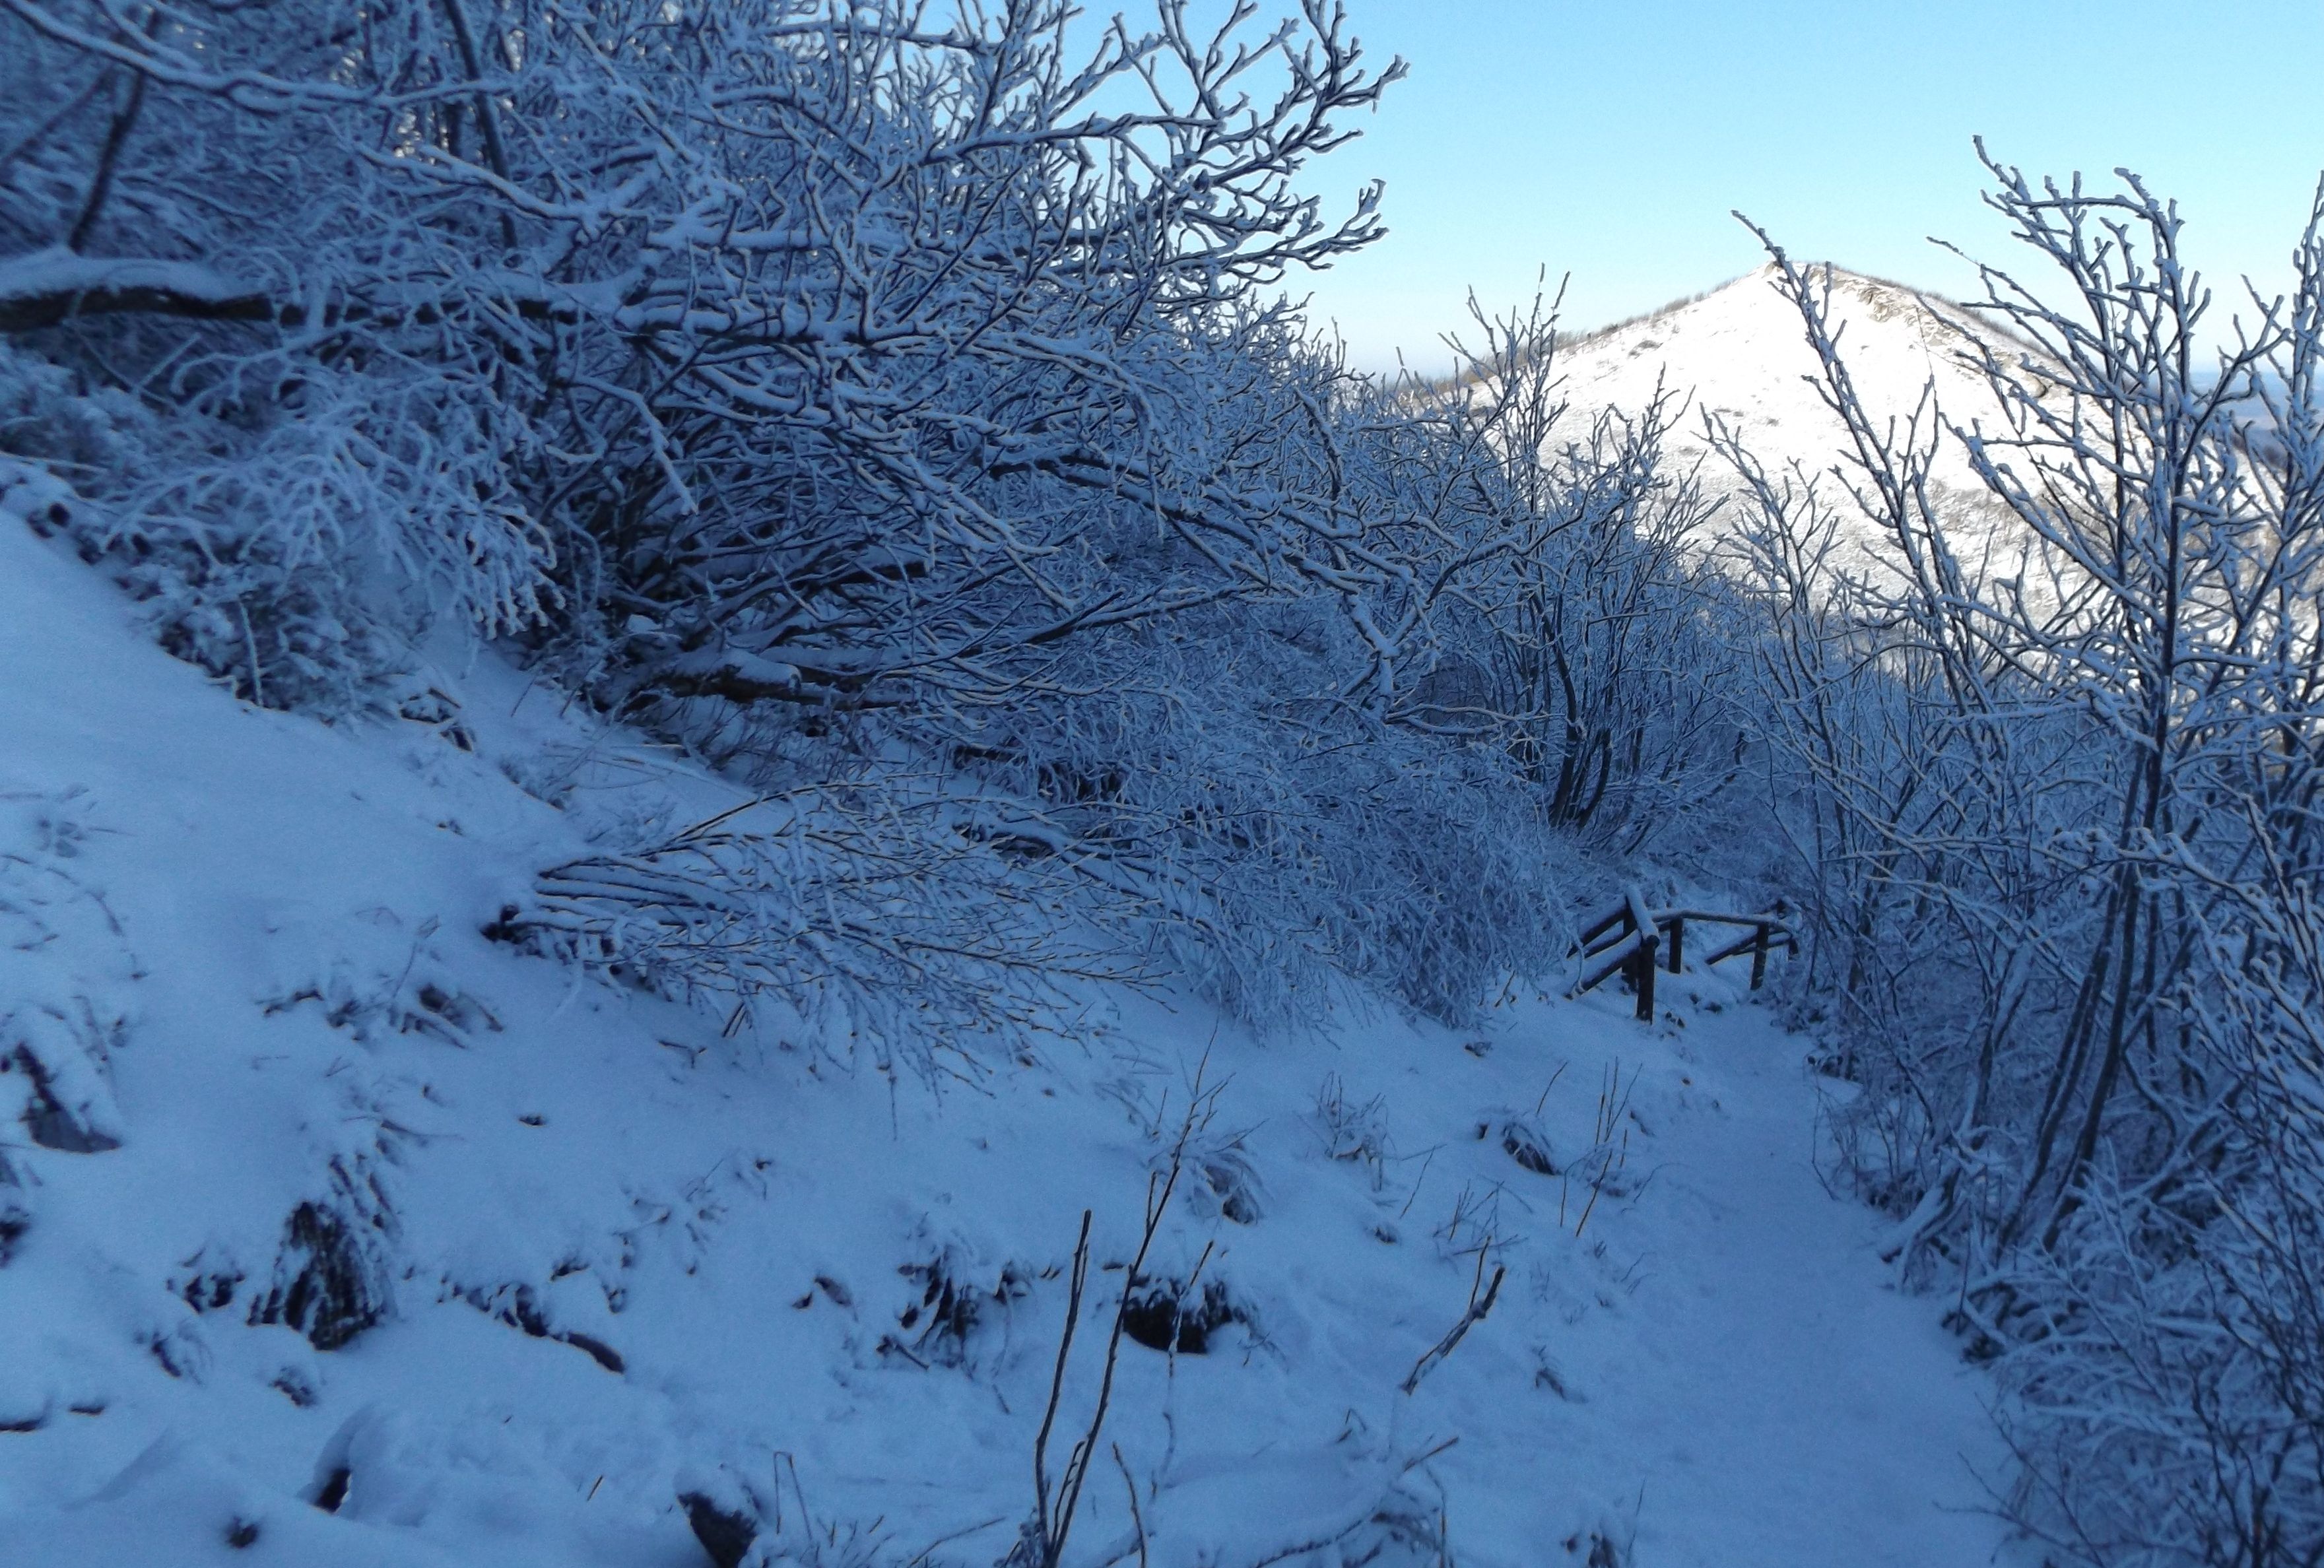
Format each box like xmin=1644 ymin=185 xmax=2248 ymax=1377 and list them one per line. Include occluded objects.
xmin=1577 ymin=899 xmax=1787 ymax=1011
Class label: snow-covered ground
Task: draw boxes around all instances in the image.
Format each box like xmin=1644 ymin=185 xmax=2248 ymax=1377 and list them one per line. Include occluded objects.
xmin=0 ymin=511 xmax=2026 ymax=1565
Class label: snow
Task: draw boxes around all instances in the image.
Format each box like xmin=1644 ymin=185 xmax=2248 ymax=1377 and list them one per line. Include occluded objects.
xmin=1552 ymin=264 xmax=2033 ymax=572
xmin=0 ymin=513 xmax=2028 ymax=1565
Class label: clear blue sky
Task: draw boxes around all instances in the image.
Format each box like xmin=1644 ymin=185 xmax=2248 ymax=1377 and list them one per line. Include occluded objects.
xmin=1275 ymin=0 xmax=2324 ymax=374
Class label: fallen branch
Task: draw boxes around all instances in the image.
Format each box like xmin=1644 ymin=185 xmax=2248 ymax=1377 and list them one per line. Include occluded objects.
xmin=1401 ymin=1249 xmax=1507 ymax=1394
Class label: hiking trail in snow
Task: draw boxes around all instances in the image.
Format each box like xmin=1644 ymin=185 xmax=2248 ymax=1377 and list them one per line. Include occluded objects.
xmin=0 ymin=515 xmax=2027 ymax=1566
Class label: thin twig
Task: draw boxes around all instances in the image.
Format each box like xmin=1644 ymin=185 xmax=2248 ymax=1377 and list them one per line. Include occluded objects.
xmin=1030 ymin=1210 xmax=1092 ymax=1553
xmin=1113 ymin=1443 xmax=1149 ymax=1568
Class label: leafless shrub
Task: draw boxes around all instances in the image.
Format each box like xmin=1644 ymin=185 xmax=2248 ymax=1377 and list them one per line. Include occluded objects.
xmin=494 ymin=781 xmax=1142 ymax=1073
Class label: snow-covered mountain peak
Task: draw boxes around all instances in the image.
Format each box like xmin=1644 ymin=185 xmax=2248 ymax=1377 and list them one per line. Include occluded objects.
xmin=1550 ymin=263 xmax=2034 ymax=570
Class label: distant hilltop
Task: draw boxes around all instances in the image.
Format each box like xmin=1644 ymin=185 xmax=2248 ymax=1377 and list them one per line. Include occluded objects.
xmin=1546 ymin=263 xmax=2036 ymax=575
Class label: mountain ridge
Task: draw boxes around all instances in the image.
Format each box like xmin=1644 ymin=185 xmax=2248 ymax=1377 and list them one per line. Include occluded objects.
xmin=1543 ymin=262 xmax=2040 ymax=575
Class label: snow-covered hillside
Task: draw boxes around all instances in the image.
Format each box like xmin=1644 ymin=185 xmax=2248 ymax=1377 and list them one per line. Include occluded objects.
xmin=0 ymin=498 xmax=2026 ymax=1565
xmin=1551 ymin=265 xmax=2028 ymax=572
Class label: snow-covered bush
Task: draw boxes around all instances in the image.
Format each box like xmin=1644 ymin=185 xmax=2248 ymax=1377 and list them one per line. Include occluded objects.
xmin=950 ymin=606 xmax=1572 ymax=1028
xmin=0 ymin=787 xmax=132 ymax=1160
xmin=3 ymin=0 xmax=1400 ymax=706
xmin=498 ymin=778 xmax=1138 ymax=1076
xmin=0 ymin=0 xmax=1739 ymax=1046
xmin=1414 ymin=284 xmax=1746 ymax=850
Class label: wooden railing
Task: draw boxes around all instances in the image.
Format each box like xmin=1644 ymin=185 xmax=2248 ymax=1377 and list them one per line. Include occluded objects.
xmin=1570 ymin=888 xmax=1795 ymax=1020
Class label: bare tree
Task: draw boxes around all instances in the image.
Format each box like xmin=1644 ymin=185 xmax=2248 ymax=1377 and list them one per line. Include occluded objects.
xmin=1727 ymin=148 xmax=2324 ymax=1564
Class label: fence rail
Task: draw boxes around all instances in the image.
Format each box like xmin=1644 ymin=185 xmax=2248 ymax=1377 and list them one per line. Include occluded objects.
xmin=1570 ymin=888 xmax=1795 ymax=1020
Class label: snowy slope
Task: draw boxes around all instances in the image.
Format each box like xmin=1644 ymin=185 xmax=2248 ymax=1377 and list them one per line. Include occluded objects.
xmin=0 ymin=516 xmax=2028 ymax=1567
xmin=1552 ymin=265 xmax=2031 ymax=575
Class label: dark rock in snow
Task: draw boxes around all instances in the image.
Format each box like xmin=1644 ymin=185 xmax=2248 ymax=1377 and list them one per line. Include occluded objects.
xmin=1121 ymin=1277 xmax=1243 ymax=1355
xmin=313 ymin=1466 xmax=352 ymax=1514
xmin=680 ymin=1489 xmax=758 ymax=1568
